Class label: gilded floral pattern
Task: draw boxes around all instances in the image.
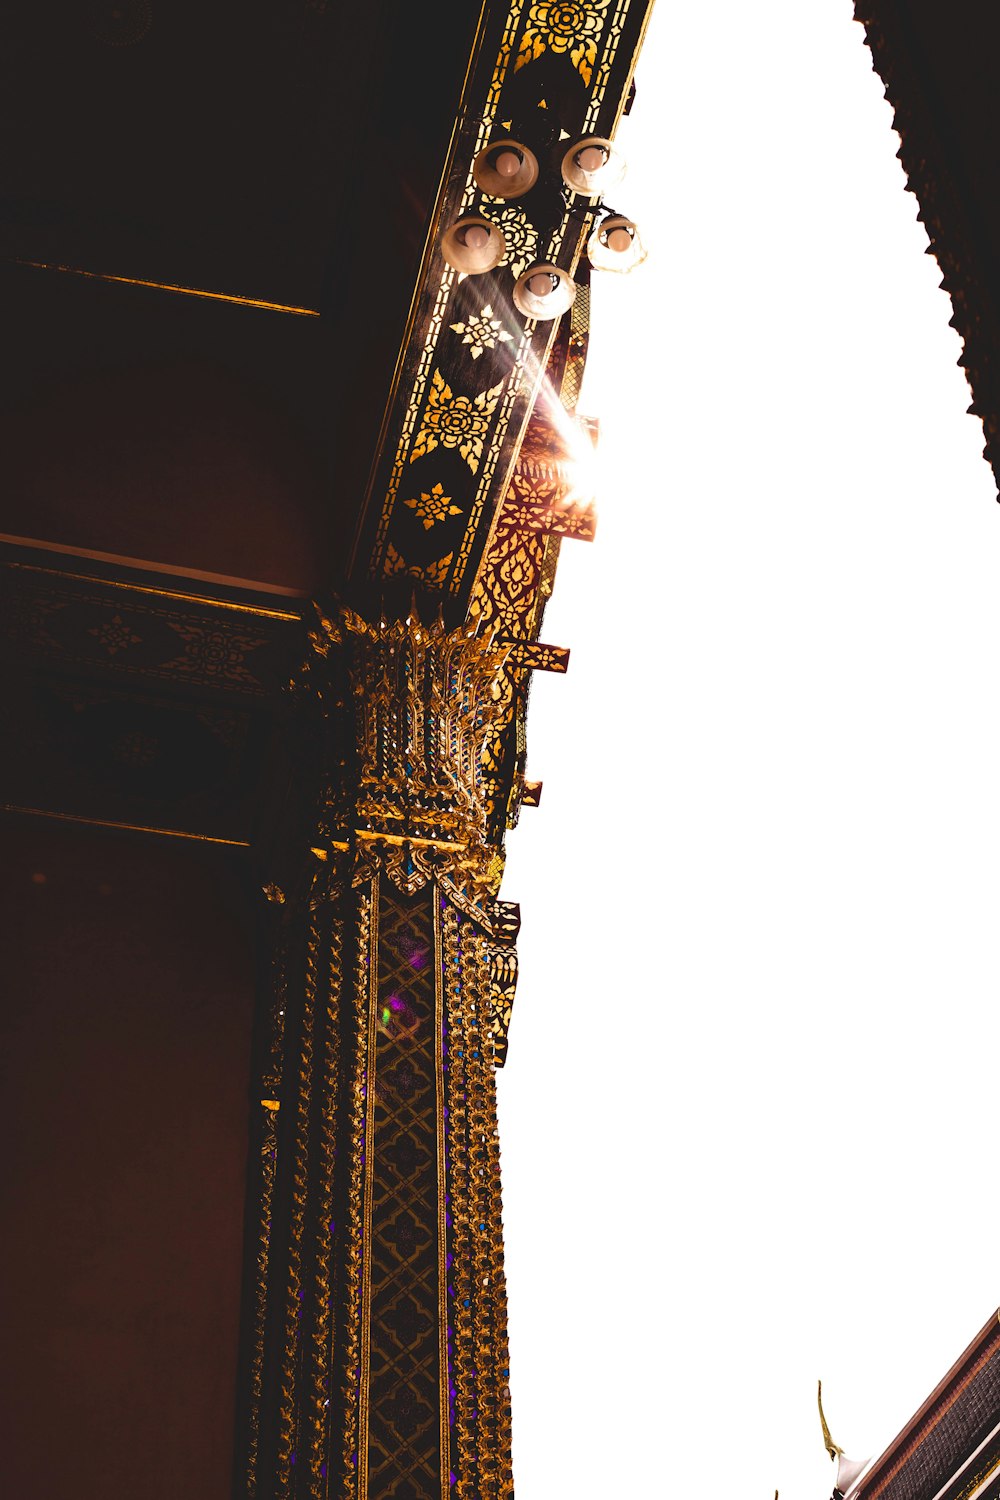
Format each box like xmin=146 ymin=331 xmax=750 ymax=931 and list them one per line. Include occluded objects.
xmin=88 ymin=613 xmax=142 ymax=656
xmin=493 ymin=205 xmax=539 ymax=281
xmin=410 ymin=370 xmax=504 ymax=472
xmin=404 ymin=483 xmax=463 ymax=530
xmin=450 ymin=304 xmax=514 ymax=360
xmin=496 ymin=540 xmax=537 ymax=609
xmin=360 ymin=0 xmax=637 ymax=592
xmin=384 ymin=544 xmax=454 ymax=587
xmin=516 ymin=0 xmax=610 ymax=87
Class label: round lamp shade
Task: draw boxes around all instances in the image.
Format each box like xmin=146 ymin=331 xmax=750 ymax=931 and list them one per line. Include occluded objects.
xmin=587 ymin=214 xmax=647 ymax=273
xmin=473 ymin=139 xmax=540 ymax=199
xmin=442 ymin=215 xmax=507 ymax=274
xmin=512 ymin=262 xmax=576 ymax=320
xmin=560 ymin=135 xmax=626 ymax=197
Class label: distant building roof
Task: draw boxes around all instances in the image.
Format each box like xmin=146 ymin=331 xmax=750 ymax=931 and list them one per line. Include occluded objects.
xmin=835 ymin=1311 xmax=1000 ymax=1500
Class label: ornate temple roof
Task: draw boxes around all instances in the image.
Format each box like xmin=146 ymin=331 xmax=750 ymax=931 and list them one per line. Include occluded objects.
xmin=828 ymin=1311 xmax=1000 ymax=1500
xmin=855 ymin=2 xmax=1000 ymax=491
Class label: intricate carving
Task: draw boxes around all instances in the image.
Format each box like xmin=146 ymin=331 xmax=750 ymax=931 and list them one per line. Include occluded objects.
xmin=405 ymin=483 xmax=463 ymax=531
xmin=484 ymin=947 xmax=518 ymax=1067
xmin=450 ymin=305 xmax=514 ymax=361
xmin=459 ymin=275 xmax=598 ymax=837
xmin=442 ymin=904 xmax=476 ymax=1500
xmin=493 ymin=205 xmax=539 ymax=281
xmin=559 ymin=279 xmax=591 ymax=412
xmin=242 ymin=613 xmax=526 ymax=1497
xmin=468 ymin=407 xmax=596 ymax=638
xmin=274 ymin=905 xmax=323 ymax=1491
xmin=237 ymin=887 xmax=354 ymax=1500
xmin=517 ymin=0 xmax=611 ymax=87
xmin=441 ymin=904 xmax=514 ymax=1498
xmin=364 ymin=888 xmax=442 ymax=1499
xmin=341 ymin=883 xmax=375 ymax=1496
xmin=245 ymin=1094 xmax=279 ymax=1497
xmin=504 ymin=640 xmax=570 ymax=673
xmin=545 ymin=504 xmax=598 ymax=541
xmin=88 ymin=612 xmax=142 ymax=656
xmin=411 ymin=370 xmax=505 ymax=472
xmin=502 ymin=454 xmax=598 ymax=542
xmin=0 ymin=564 xmax=299 ymax=698
xmin=491 ymin=900 xmax=521 ymax=946
xmin=305 ymin=917 xmax=343 ymax=1490
xmin=470 ymin=516 xmax=548 ymax=639
xmin=385 ymin=544 xmax=455 ymax=587
xmin=354 ymin=0 xmax=649 ymax=604
xmin=307 ymin=606 xmax=512 ymax=907
xmin=582 ymin=0 xmax=633 ymax=133
xmin=164 ymin=618 xmax=272 ymax=688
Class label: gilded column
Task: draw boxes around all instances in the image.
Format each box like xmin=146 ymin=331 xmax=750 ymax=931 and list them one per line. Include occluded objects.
xmin=239 ymin=606 xmax=517 ymax=1500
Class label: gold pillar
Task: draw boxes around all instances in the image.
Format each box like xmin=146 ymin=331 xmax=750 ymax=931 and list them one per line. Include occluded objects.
xmin=240 ymin=608 xmax=516 ymax=1500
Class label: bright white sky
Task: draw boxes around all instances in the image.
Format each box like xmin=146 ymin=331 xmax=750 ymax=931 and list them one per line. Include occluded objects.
xmin=498 ymin=3 xmax=1000 ymax=1497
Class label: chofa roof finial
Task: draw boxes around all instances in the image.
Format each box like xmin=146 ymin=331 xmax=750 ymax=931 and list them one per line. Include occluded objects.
xmin=819 ymin=1380 xmax=844 ymax=1460
xmin=818 ymin=1381 xmax=870 ymax=1496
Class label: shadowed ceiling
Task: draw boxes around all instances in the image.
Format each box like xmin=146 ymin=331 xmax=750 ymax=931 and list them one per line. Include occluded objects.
xmin=0 ymin=0 xmax=482 ymax=592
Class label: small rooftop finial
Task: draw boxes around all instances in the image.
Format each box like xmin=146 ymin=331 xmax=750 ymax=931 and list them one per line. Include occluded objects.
xmin=818 ymin=1381 xmax=871 ymax=1497
xmin=819 ymin=1381 xmax=844 ymax=1461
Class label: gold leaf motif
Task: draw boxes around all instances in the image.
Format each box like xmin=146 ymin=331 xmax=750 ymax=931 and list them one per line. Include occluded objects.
xmin=496 ymin=541 xmax=538 ymax=606
xmin=88 ymin=612 xmax=142 ymax=656
xmin=405 ymin=483 xmax=463 ymax=531
xmin=385 ymin=543 xmax=454 ymax=587
xmin=450 ymin=304 xmax=514 ymax=360
xmin=486 ymin=945 xmax=518 ymax=1066
xmin=516 ymin=0 xmax=610 ymax=87
xmin=410 ymin=370 xmax=504 ymax=473
xmin=493 ymin=206 xmax=539 ymax=281
xmin=307 ymin=609 xmax=511 ymax=905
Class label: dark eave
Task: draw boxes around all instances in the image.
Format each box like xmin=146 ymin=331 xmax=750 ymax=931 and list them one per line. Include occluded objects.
xmin=0 ymin=0 xmax=653 ymax=852
xmin=855 ymin=1 xmax=1000 ymax=492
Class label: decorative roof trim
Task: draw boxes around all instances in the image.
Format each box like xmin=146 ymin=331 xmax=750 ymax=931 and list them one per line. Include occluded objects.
xmin=854 ymin=1 xmax=1000 ymax=492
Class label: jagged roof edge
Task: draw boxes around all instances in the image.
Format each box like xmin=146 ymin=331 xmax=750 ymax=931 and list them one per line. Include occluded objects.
xmin=854 ymin=1 xmax=1000 ymax=494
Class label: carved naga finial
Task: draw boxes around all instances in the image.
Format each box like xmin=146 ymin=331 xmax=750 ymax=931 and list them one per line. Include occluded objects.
xmin=819 ymin=1381 xmax=870 ymax=1497
xmin=819 ymin=1380 xmax=844 ymax=1460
